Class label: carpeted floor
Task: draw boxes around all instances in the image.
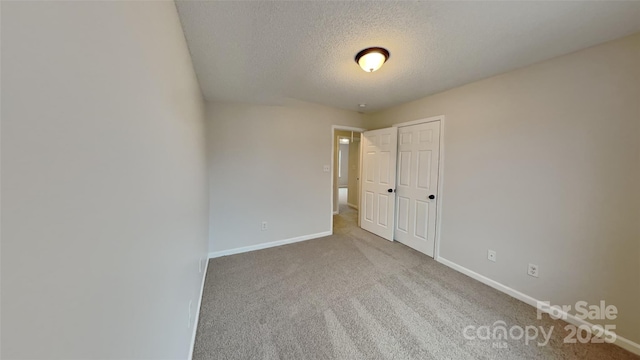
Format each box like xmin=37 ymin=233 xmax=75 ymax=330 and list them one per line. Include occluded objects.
xmin=194 ymin=205 xmax=638 ymax=359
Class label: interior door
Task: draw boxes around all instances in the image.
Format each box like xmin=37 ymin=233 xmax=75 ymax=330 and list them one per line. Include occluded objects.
xmin=360 ymin=127 xmax=398 ymax=241
xmin=394 ymin=121 xmax=441 ymax=257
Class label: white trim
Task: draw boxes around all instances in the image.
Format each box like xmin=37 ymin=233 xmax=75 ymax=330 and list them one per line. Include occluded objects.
xmin=332 ymin=125 xmax=368 ymax=132
xmin=434 ymin=117 xmax=445 ymax=260
xmin=208 ymin=231 xmax=332 ymax=259
xmin=617 ymin=337 xmax=640 ymax=356
xmin=331 ymin=125 xmax=366 ymax=230
xmin=347 ymin=203 xmax=358 ymax=210
xmin=393 ymin=115 xmax=446 ymax=260
xmin=358 ymin=132 xmax=363 ymax=228
xmin=438 ymin=257 xmax=542 ymax=307
xmin=393 ymin=115 xmax=445 ymax=128
xmin=188 ymin=257 xmax=209 ymax=360
xmin=437 ymin=257 xmax=640 ymax=356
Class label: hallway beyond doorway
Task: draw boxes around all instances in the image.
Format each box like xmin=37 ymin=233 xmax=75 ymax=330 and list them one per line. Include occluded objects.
xmin=339 ymin=188 xmax=348 ymax=205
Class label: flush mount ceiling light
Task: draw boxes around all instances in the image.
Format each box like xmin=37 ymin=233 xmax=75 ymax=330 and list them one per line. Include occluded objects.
xmin=355 ymin=47 xmax=390 ymax=73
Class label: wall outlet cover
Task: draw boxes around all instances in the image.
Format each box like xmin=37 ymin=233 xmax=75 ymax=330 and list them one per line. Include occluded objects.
xmin=487 ymin=250 xmax=497 ymax=262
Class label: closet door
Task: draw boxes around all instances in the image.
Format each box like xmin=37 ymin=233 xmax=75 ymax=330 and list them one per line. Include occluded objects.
xmin=394 ymin=121 xmax=441 ymax=257
xmin=360 ymin=127 xmax=398 ymax=241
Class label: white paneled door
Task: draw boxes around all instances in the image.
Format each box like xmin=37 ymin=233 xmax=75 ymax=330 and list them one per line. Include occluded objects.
xmin=394 ymin=121 xmax=441 ymax=257
xmin=360 ymin=127 xmax=398 ymax=241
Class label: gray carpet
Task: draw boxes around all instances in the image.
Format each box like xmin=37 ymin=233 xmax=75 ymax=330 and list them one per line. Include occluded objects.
xmin=194 ymin=205 xmax=638 ymax=359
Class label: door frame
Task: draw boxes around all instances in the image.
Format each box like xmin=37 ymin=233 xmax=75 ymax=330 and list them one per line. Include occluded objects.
xmin=392 ymin=115 xmax=445 ymax=260
xmin=330 ymin=125 xmax=367 ymax=233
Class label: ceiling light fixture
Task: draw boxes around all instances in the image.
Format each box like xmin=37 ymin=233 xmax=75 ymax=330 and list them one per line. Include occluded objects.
xmin=355 ymin=47 xmax=390 ymax=73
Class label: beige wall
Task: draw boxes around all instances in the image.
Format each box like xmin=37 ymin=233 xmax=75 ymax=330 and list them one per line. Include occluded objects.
xmin=367 ymin=33 xmax=640 ymax=344
xmin=207 ymin=102 xmax=365 ymax=253
xmin=1 ymin=2 xmax=209 ymax=358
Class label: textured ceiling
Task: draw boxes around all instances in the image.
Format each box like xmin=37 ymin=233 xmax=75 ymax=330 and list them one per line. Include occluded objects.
xmin=175 ymin=1 xmax=640 ymax=113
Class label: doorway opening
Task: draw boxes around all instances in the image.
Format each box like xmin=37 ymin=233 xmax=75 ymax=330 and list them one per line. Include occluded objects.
xmin=331 ymin=126 xmax=365 ymax=231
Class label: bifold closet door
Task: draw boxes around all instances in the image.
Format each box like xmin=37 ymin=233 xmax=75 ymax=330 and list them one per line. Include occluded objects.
xmin=360 ymin=127 xmax=398 ymax=241
xmin=394 ymin=121 xmax=441 ymax=257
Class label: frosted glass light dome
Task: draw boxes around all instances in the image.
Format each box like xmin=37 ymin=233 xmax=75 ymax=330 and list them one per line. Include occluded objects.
xmin=355 ymin=47 xmax=390 ymax=73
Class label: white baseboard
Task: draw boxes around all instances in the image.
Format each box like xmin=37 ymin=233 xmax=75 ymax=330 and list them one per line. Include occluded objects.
xmin=347 ymin=203 xmax=358 ymax=210
xmin=437 ymin=257 xmax=640 ymax=356
xmin=188 ymin=256 xmax=209 ymax=360
xmin=617 ymin=337 xmax=640 ymax=356
xmin=208 ymin=231 xmax=333 ymax=259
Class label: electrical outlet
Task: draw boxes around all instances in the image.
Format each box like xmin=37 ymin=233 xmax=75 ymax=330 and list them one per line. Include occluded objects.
xmin=323 ymin=165 xmax=330 ymax=172
xmin=188 ymin=300 xmax=193 ymax=328
xmin=528 ymin=263 xmax=539 ymax=278
xmin=487 ymin=250 xmax=496 ymax=262
xmin=261 ymin=221 xmax=268 ymax=231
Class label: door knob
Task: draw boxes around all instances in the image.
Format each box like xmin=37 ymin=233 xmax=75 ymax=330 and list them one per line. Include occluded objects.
xmin=428 ymin=194 xmax=435 ymax=199
xmin=388 ymin=189 xmax=393 ymax=193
